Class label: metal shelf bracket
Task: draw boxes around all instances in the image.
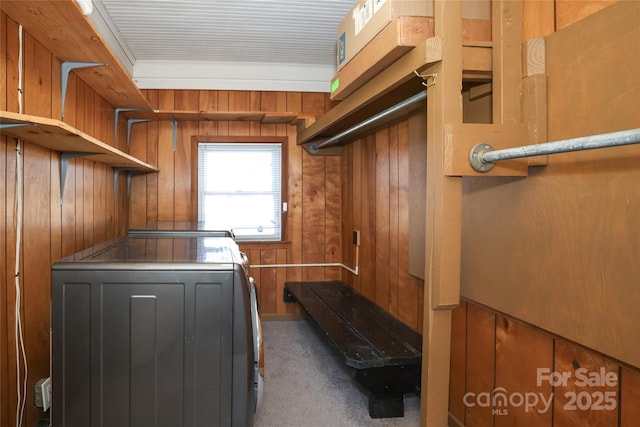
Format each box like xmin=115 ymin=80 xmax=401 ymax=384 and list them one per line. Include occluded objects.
xmin=60 ymin=152 xmax=97 ymax=205
xmin=126 ymin=119 xmax=150 ymax=148
xmin=113 ymin=168 xmax=145 ymax=199
xmin=171 ymin=116 xmax=178 ymax=151
xmin=114 ymin=108 xmax=141 ymax=143
xmin=61 ymin=62 xmax=105 ymax=118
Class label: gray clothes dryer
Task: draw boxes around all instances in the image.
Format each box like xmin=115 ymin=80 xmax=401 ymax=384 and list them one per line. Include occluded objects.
xmin=51 ymin=236 xmax=254 ymax=427
xmin=127 ymin=221 xmax=264 ymax=413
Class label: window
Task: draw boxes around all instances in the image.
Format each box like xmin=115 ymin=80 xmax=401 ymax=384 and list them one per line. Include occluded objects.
xmin=197 ymin=141 xmax=282 ymax=241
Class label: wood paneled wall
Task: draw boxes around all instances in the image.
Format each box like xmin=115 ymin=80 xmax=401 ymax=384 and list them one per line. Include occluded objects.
xmin=127 ymin=90 xmax=342 ymax=317
xmin=449 ymin=300 xmax=640 ymax=426
xmin=1 ymin=13 xmax=131 ymax=426
xmin=339 ymin=119 xmax=425 ymax=332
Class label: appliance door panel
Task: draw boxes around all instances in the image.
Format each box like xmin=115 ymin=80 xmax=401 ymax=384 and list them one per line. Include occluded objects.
xmin=52 ymin=270 xmax=235 ymax=427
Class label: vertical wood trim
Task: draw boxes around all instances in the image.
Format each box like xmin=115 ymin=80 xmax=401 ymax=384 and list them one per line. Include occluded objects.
xmin=492 ymin=0 xmax=523 ymax=125
xmin=422 ymin=0 xmax=464 ymax=424
xmin=448 ymin=300 xmax=467 ymax=424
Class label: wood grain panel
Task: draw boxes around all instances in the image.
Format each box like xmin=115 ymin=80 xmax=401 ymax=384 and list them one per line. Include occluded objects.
xmin=0 ymin=23 xmax=6 ymax=418
xmin=375 ymin=128 xmax=391 ymax=310
xmin=0 ymin=14 xmax=138 ymax=426
xmin=359 ymin=135 xmax=376 ymax=301
xmin=465 ymin=302 xmax=495 ymax=427
xmin=22 ymin=142 xmax=52 ymax=425
xmin=621 ymin=367 xmax=640 ymax=427
xmin=351 ymin=140 xmax=363 ymax=294
xmin=462 ymin=0 xmax=640 ymax=369
xmin=555 ymin=0 xmax=618 ymax=30
xmin=387 ymin=124 xmax=400 ymax=317
xmin=0 ymin=11 xmax=6 ymax=109
xmin=449 ymin=301 xmax=467 ymax=425
xmin=174 ymin=90 xmax=198 ymax=220
xmin=258 ymin=249 xmax=277 ymax=314
xmin=0 ymin=137 xmax=9 ymax=427
xmin=553 ymin=341 xmax=618 ymax=426
xmin=325 ymin=155 xmax=341 ymax=278
xmin=285 ymin=120 xmax=303 ymax=291
xmin=146 ymin=119 xmax=159 ymax=223
xmin=522 ymin=0 xmax=555 ymax=40
xmin=396 ymin=120 xmax=419 ymax=330
xmin=301 ymin=153 xmax=326 ymax=282
xmin=157 ymin=91 xmax=175 ymax=221
xmin=494 ymin=316 xmax=553 ymax=427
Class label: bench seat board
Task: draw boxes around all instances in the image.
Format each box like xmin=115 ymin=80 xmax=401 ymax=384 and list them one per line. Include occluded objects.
xmin=285 ymin=280 xmax=423 ymax=418
xmin=284 ymin=281 xmax=422 ymax=369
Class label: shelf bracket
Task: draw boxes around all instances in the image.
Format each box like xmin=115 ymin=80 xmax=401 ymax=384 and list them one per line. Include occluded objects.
xmin=113 ymin=168 xmax=145 ymax=199
xmin=60 ymin=152 xmax=97 ymax=205
xmin=114 ymin=108 xmax=141 ymax=143
xmin=126 ymin=119 xmax=150 ymax=149
xmin=61 ymin=62 xmax=105 ymax=118
xmin=171 ymin=116 xmax=178 ymax=151
xmin=0 ymin=123 xmax=32 ymax=130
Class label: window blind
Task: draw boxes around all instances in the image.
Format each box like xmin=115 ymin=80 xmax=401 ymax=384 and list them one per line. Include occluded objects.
xmin=198 ymin=142 xmax=282 ymax=241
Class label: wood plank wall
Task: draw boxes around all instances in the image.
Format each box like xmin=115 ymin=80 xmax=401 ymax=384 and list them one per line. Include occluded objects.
xmin=449 ymin=1 xmax=639 ymax=425
xmin=339 ymin=121 xmax=425 ymax=332
xmin=0 ymin=1 xmax=631 ymax=426
xmin=449 ymin=300 xmax=640 ymax=427
xmin=127 ymin=90 xmax=341 ymax=317
xmin=0 ymin=13 xmax=131 ymax=426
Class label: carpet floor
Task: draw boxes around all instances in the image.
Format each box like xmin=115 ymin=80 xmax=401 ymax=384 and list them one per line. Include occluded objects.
xmin=253 ymin=320 xmax=420 ymax=427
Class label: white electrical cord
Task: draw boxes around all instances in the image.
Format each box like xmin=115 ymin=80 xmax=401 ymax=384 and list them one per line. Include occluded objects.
xmin=15 ymin=24 xmax=28 ymax=427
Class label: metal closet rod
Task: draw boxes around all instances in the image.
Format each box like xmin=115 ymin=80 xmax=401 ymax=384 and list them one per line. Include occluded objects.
xmin=469 ymin=128 xmax=640 ymax=172
xmin=309 ymin=91 xmax=427 ymax=153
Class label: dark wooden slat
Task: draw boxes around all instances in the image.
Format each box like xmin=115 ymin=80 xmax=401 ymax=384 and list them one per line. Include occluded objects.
xmin=307 ymin=281 xmax=421 ymax=361
xmin=286 ymin=281 xmax=422 ymax=369
xmin=285 ymin=282 xmax=382 ymax=368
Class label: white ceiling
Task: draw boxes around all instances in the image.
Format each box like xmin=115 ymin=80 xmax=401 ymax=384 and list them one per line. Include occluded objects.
xmin=89 ymin=0 xmax=356 ymax=92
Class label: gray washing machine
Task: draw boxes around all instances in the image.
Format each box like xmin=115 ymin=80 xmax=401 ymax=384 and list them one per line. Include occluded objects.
xmin=127 ymin=221 xmax=264 ymax=413
xmin=51 ymin=236 xmax=254 ymax=427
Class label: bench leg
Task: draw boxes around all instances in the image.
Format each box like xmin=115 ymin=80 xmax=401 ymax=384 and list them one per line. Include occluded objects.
xmin=368 ymin=392 xmax=404 ymax=418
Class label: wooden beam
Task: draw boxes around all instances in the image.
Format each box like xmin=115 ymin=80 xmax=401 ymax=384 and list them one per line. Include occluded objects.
xmin=492 ymin=0 xmax=523 ymax=125
xmin=420 ymin=1 xmax=463 ymax=425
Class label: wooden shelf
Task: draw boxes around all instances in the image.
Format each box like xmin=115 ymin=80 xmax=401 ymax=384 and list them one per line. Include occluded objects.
xmin=297 ymin=37 xmax=444 ymax=147
xmin=0 ymin=1 xmax=154 ymax=115
xmin=1 ymin=111 xmax=157 ymax=172
xmin=154 ymin=110 xmax=315 ymax=126
xmin=296 ymin=37 xmax=492 ymax=150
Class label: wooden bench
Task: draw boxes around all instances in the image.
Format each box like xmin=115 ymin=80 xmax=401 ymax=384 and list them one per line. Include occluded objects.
xmin=284 ymin=280 xmax=422 ymax=418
